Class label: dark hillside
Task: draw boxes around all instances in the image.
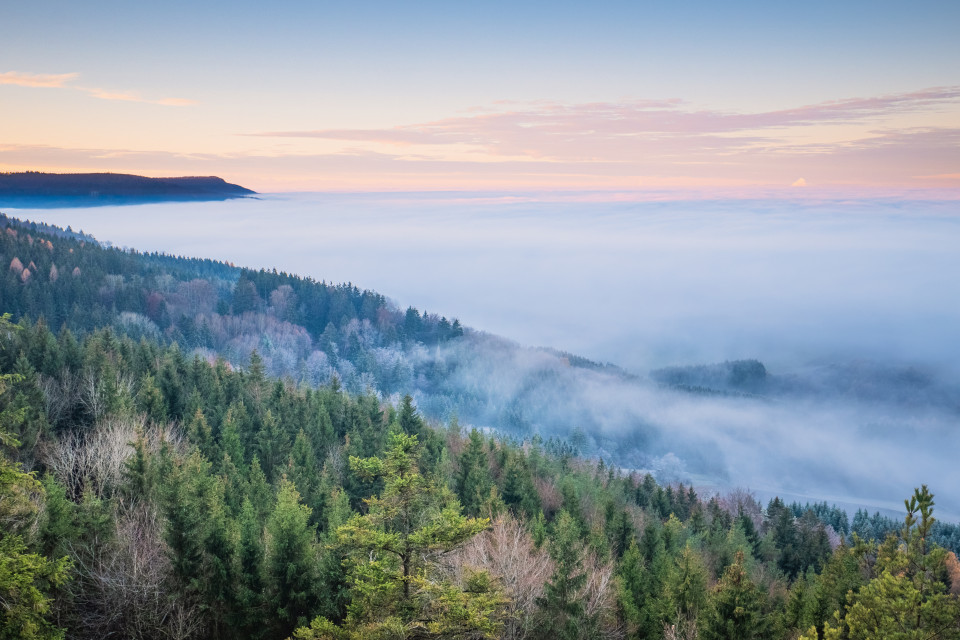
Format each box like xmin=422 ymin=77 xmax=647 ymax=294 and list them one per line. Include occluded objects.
xmin=0 ymin=171 xmax=255 ymax=206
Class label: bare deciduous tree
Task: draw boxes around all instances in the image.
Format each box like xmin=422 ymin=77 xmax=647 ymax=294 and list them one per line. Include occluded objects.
xmin=581 ymin=550 xmax=619 ymax=633
xmin=445 ymin=514 xmax=623 ymax=640
xmin=79 ymin=369 xmax=111 ymax=424
xmin=444 ymin=514 xmax=551 ymax=640
xmin=719 ymin=487 xmax=763 ymax=529
xmin=39 ymin=368 xmax=82 ymax=430
xmin=42 ymin=415 xmax=185 ymax=500
xmin=664 ymin=619 xmax=699 ymax=640
xmin=67 ymin=503 xmax=205 ymax=640
xmin=533 ymin=477 xmax=562 ymax=515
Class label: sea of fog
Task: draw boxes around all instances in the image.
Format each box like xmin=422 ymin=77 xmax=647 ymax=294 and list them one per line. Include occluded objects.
xmin=14 ymin=192 xmax=960 ymax=518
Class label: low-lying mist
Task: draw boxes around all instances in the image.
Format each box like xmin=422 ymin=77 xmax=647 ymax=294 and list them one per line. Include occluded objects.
xmin=15 ymin=192 xmax=960 ymax=517
xmin=408 ymin=334 xmax=960 ymax=519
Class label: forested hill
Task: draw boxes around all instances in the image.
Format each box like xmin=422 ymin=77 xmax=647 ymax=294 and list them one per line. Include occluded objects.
xmin=0 ymin=211 xmax=644 ymax=458
xmin=2 ymin=218 xmax=960 ymax=639
xmin=0 ymin=171 xmax=255 ymax=207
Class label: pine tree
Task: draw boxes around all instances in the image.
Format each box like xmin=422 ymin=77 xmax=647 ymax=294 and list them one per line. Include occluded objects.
xmin=0 ymin=326 xmax=71 ymax=639
xmin=122 ymin=430 xmax=152 ymax=503
xmin=266 ymin=477 xmax=318 ymax=636
xmin=314 ymin=488 xmax=352 ymax=623
xmin=258 ymin=409 xmax=291 ymax=482
xmin=398 ymin=394 xmax=424 ymax=437
xmin=247 ymin=457 xmax=273 ymax=521
xmin=665 ymin=542 xmax=709 ymax=638
xmin=702 ymin=551 xmax=767 ymax=640
xmin=220 ymin=406 xmax=246 ymax=467
xmin=297 ymin=432 xmax=500 ymax=639
xmin=235 ymin=498 xmax=267 ymax=636
xmin=536 ymin=509 xmax=600 ymax=640
xmin=817 ymin=486 xmax=960 ymax=640
xmin=187 ymin=407 xmax=217 ymax=462
xmin=162 ymin=450 xmax=214 ymax=593
xmin=456 ymin=428 xmax=492 ymax=517
xmin=136 ymin=372 xmax=168 ymax=425
xmin=288 ymin=429 xmax=321 ymax=518
xmin=501 ymin=451 xmax=541 ymax=519
xmin=619 ymin=523 xmax=670 ymax=638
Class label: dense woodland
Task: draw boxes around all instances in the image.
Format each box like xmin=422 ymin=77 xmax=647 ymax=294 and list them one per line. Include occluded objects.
xmin=2 ymin=213 xmax=960 ymax=639
xmin=0 ymin=212 xmax=643 ymax=460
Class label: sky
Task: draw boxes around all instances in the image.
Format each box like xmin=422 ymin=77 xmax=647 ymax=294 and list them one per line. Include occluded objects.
xmin=2 ymin=0 xmax=959 ymax=194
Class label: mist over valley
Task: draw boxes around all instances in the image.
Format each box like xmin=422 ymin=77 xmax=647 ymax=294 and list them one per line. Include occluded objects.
xmin=12 ymin=192 xmax=960 ymax=518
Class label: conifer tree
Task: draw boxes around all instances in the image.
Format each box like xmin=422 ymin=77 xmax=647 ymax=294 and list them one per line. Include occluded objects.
xmin=536 ymin=509 xmax=600 ymax=640
xmin=288 ymin=429 xmax=320 ymax=517
xmin=259 ymin=409 xmax=291 ymax=482
xmin=187 ymin=407 xmax=217 ymax=463
xmin=0 ymin=323 xmax=71 ymax=639
xmin=702 ymin=550 xmax=767 ymax=640
xmin=501 ymin=451 xmax=541 ymax=519
xmin=619 ymin=524 xmax=670 ymax=638
xmin=235 ymin=498 xmax=267 ymax=636
xmin=814 ymin=486 xmax=960 ymax=640
xmin=295 ymin=432 xmax=501 ymax=639
xmin=220 ymin=405 xmax=246 ymax=467
xmin=456 ymin=428 xmax=492 ymax=517
xmin=267 ymin=477 xmax=318 ymax=635
xmin=665 ymin=542 xmax=709 ymax=638
xmin=122 ymin=431 xmax=152 ymax=503
xmin=247 ymin=457 xmax=274 ymax=521
xmin=163 ymin=452 xmax=206 ymax=588
xmin=314 ymin=488 xmax=352 ymax=623
xmin=137 ymin=372 xmax=168 ymax=425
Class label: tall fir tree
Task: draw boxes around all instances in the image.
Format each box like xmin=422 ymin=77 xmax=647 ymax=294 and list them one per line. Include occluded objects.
xmin=536 ymin=509 xmax=600 ymax=640
xmin=702 ymin=550 xmax=768 ymax=640
xmin=456 ymin=428 xmax=493 ymax=518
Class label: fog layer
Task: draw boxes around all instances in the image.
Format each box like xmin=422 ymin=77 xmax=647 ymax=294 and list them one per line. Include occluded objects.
xmin=15 ymin=193 xmax=960 ymax=516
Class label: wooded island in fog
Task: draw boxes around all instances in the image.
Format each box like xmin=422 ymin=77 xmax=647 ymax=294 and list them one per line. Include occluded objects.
xmin=0 ymin=172 xmax=255 ymax=207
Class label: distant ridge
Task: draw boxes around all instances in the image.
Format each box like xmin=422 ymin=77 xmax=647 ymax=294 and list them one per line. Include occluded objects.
xmin=0 ymin=171 xmax=256 ymax=207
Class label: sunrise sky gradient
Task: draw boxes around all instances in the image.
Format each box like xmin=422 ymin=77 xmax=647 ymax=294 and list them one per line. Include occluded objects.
xmin=2 ymin=0 xmax=958 ymax=195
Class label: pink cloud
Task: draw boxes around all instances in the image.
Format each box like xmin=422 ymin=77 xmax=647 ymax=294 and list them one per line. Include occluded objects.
xmin=261 ymin=87 xmax=960 ymax=138
xmin=82 ymin=87 xmax=196 ymax=106
xmin=251 ymin=86 xmax=960 ymax=163
xmin=0 ymin=71 xmax=79 ymax=88
xmin=1 ymin=70 xmax=194 ymax=106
